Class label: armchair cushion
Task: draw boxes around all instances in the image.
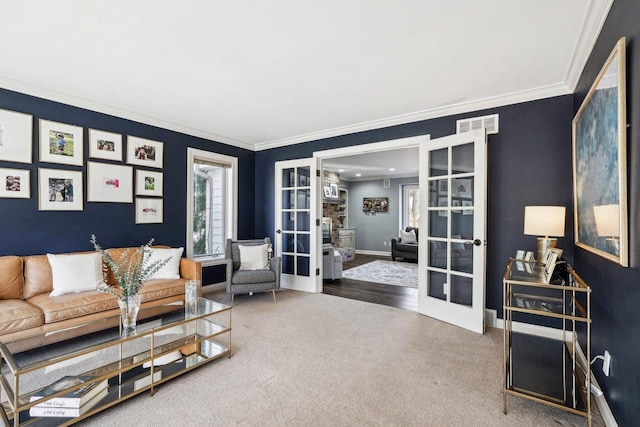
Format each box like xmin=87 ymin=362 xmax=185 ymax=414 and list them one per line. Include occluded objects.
xmin=232 ymin=269 xmax=276 ymax=285
xmin=400 ymin=228 xmax=417 ymax=243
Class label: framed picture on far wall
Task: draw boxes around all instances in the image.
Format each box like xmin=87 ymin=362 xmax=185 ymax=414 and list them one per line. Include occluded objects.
xmin=0 ymin=108 xmax=33 ymax=164
xmin=88 ymin=129 xmax=123 ymax=161
xmin=136 ymin=169 xmax=163 ymax=197
xmin=135 ymin=197 xmax=163 ymax=224
xmin=0 ymin=167 xmax=30 ymax=198
xmin=38 ymin=168 xmax=83 ymax=211
xmin=39 ymin=119 xmax=84 ymax=166
xmin=87 ymin=162 xmax=133 ymax=203
xmin=126 ymin=136 xmax=163 ymax=169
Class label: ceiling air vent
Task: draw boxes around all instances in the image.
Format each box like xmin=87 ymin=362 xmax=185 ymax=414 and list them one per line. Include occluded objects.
xmin=456 ymin=114 xmax=499 ymax=135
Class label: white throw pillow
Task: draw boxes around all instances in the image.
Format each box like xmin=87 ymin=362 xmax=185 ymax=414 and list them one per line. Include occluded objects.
xmin=400 ymin=229 xmax=417 ymax=244
xmin=146 ymin=247 xmax=184 ymax=279
xmin=47 ymin=252 xmax=106 ymax=296
xmin=238 ymin=244 xmax=269 ymax=270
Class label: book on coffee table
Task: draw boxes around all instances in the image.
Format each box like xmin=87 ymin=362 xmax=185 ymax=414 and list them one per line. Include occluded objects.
xmin=29 ymin=375 xmax=108 ymax=408
xmin=29 ymin=387 xmax=108 ymax=418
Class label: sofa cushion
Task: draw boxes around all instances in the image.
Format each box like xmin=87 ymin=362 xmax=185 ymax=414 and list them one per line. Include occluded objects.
xmin=27 ymin=291 xmax=118 ymax=324
xmin=231 ymin=269 xmax=276 ymax=285
xmin=146 ymin=247 xmax=184 ymax=279
xmin=140 ymin=278 xmax=186 ymax=302
xmin=400 ymin=228 xmax=417 ymax=244
xmin=47 ymin=252 xmax=106 ymax=296
xmin=0 ymin=299 xmax=44 ymax=334
xmin=0 ymin=256 xmax=24 ymax=300
xmin=23 ymin=254 xmax=55 ymax=299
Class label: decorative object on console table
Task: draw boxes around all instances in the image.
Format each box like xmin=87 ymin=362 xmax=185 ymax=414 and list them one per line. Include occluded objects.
xmin=573 ymin=37 xmax=628 ymax=266
xmin=185 ymin=279 xmax=200 ymax=316
xmin=29 ymin=375 xmax=108 ymax=409
xmin=523 ymin=206 xmax=565 ymax=261
xmin=91 ymin=235 xmax=172 ymax=336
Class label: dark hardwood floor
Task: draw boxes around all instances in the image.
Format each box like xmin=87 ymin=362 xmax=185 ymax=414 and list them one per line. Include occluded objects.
xmin=323 ymin=254 xmax=418 ymax=311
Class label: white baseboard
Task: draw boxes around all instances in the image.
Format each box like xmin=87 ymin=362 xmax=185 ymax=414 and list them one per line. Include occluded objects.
xmin=495 ymin=319 xmax=617 ymax=426
xmin=355 ymin=249 xmax=391 ymax=257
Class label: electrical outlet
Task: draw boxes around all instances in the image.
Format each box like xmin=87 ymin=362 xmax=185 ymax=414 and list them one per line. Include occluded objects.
xmin=603 ymin=350 xmax=611 ymax=376
xmin=383 ymin=241 xmax=386 ymax=246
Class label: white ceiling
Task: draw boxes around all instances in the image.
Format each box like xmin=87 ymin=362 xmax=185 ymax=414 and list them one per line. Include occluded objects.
xmin=0 ymin=1 xmax=612 ymax=152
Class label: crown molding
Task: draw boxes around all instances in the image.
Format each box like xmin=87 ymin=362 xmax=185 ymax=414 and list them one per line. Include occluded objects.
xmin=0 ymin=76 xmax=255 ymax=151
xmin=564 ymin=0 xmax=614 ymax=91
xmin=254 ymin=83 xmax=572 ymax=151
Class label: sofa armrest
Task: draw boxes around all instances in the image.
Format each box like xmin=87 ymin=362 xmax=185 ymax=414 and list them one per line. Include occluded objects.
xmin=224 ymin=258 xmax=233 ymax=293
xmin=179 ymin=258 xmax=202 ymax=281
xmin=269 ymin=257 xmax=282 ymax=289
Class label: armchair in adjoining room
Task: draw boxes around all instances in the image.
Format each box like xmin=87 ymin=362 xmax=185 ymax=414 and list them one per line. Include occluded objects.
xmin=224 ymin=238 xmax=282 ymax=303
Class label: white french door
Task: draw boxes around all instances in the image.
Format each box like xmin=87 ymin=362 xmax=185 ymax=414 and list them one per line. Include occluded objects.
xmin=418 ymin=128 xmax=487 ymax=333
xmin=274 ymin=159 xmax=319 ymax=293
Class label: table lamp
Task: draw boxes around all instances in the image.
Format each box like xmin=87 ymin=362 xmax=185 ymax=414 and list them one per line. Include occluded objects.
xmin=524 ymin=206 xmax=566 ymax=261
xmin=593 ymin=204 xmax=620 ymax=254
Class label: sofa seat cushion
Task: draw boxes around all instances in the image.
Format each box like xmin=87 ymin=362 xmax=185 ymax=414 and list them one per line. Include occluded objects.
xmin=396 ymin=242 xmax=418 ymax=253
xmin=140 ymin=278 xmax=186 ymax=302
xmin=231 ymin=269 xmax=276 ymax=285
xmin=0 ymin=300 xmax=45 ymax=334
xmin=27 ymin=291 xmax=118 ymax=324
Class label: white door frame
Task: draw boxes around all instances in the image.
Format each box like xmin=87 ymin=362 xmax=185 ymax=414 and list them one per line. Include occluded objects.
xmin=313 ymin=135 xmax=430 ymax=293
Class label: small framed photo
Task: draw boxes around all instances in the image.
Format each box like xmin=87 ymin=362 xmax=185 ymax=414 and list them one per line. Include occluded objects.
xmin=515 ymin=250 xmax=526 ymax=260
xmin=0 ymin=108 xmax=33 ymax=164
xmin=462 ymin=200 xmax=473 ymax=215
xmin=323 ymin=186 xmax=331 ymax=197
xmin=88 ymin=129 xmax=123 ymax=161
xmin=127 ymin=136 xmax=163 ymax=168
xmin=0 ymin=168 xmax=30 ymax=198
xmin=453 ymin=178 xmax=472 ymax=198
xmin=452 ymin=199 xmax=462 ymax=213
xmin=524 ymin=251 xmax=535 ymax=262
xmin=136 ymin=197 xmax=163 ymax=224
xmin=39 ymin=119 xmax=83 ymax=166
xmin=136 ymin=169 xmax=163 ymax=197
xmin=38 ymin=168 xmax=83 ymax=211
xmin=87 ymin=162 xmax=133 ymax=203
xmin=329 ymin=183 xmax=338 ymax=198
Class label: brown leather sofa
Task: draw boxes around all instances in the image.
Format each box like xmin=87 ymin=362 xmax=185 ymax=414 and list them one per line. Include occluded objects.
xmin=0 ymin=247 xmax=201 ymax=351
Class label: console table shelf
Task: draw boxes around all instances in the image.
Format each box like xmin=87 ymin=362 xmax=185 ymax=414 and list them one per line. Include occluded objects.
xmin=503 ymin=258 xmax=592 ymax=426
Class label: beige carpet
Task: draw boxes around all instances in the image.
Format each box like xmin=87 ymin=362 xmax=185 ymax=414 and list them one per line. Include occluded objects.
xmin=77 ymin=290 xmax=603 ymax=426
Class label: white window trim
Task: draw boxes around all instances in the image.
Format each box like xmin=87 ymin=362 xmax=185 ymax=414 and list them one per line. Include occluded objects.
xmin=401 ymin=183 xmax=419 ymax=229
xmin=186 ymin=148 xmax=238 ymax=266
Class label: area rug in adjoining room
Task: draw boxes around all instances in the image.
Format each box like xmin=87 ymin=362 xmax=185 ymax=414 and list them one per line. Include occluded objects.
xmin=342 ymin=260 xmax=418 ymax=287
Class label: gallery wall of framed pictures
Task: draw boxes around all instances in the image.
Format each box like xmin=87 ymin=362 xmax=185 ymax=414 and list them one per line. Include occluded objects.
xmin=0 ymin=109 xmax=165 ymax=224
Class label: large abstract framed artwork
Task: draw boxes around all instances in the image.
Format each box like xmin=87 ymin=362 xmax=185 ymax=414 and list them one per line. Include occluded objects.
xmin=572 ymin=37 xmax=628 ymax=266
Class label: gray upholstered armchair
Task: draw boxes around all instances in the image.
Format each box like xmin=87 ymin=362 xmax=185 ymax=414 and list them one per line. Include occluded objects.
xmin=224 ymin=238 xmax=282 ymax=303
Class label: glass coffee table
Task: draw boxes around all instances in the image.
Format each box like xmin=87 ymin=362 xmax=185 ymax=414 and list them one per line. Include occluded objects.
xmin=0 ymin=297 xmax=231 ymax=426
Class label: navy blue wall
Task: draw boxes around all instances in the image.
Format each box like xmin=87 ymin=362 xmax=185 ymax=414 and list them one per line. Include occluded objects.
xmin=0 ymin=88 xmax=255 ymax=264
xmin=571 ymin=0 xmax=640 ymax=425
xmin=255 ymin=95 xmax=574 ymax=318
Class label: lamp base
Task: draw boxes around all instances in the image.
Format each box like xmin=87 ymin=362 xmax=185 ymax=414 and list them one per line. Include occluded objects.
xmin=536 ymin=237 xmax=558 ymax=262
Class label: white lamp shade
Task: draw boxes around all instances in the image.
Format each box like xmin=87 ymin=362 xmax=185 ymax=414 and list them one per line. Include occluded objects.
xmin=593 ymin=204 xmax=620 ymax=237
xmin=524 ymin=206 xmax=566 ymax=237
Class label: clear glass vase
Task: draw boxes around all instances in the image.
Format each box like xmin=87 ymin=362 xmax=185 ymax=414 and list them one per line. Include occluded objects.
xmin=118 ymin=294 xmax=142 ymax=337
